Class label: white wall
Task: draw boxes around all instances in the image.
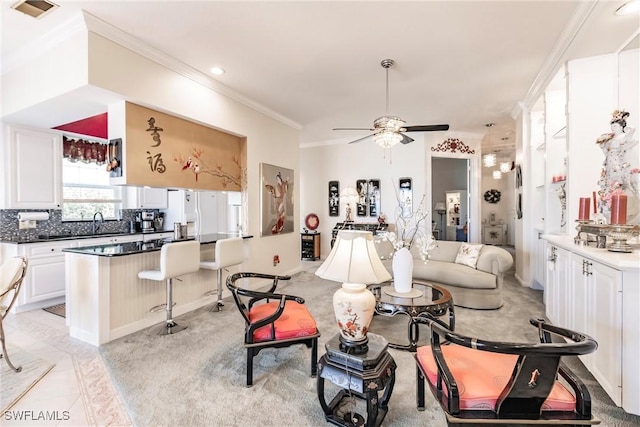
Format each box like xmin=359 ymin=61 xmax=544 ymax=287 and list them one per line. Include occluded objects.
xmin=301 ymin=132 xmax=482 ymax=257
xmin=1 ymin=24 xmax=302 ymax=277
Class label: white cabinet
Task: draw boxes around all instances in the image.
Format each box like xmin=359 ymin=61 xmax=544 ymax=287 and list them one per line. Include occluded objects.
xmin=77 ymin=234 xmax=142 ymax=247
xmin=482 ymin=224 xmax=507 ymax=245
xmin=144 ymin=232 xmax=173 ymax=241
xmin=1 ymin=240 xmax=73 ymax=311
xmin=532 ymin=230 xmax=545 ymax=289
xmin=571 ymin=253 xmax=622 ymax=406
xmin=544 ymin=243 xmax=570 ymax=327
xmin=125 ymin=187 xmax=168 ymax=209
xmin=542 ymin=236 xmax=636 ymax=412
xmin=3 ymin=125 xmax=62 ymax=209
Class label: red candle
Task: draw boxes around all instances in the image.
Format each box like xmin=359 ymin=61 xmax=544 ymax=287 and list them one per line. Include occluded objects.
xmin=592 ymin=191 xmax=597 ymax=213
xmin=578 ymin=198 xmax=590 ymax=221
xmin=610 ymin=193 xmax=627 ymax=225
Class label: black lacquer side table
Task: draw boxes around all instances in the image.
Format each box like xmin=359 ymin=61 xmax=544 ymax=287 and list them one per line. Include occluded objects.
xmin=317 ymin=333 xmax=396 ymax=427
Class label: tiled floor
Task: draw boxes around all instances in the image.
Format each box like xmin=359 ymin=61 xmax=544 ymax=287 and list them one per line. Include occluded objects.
xmin=2 ymin=309 xmax=131 ymax=426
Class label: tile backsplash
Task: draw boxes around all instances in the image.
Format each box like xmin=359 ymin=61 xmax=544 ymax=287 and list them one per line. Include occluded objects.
xmin=0 ymin=209 xmax=158 ymax=240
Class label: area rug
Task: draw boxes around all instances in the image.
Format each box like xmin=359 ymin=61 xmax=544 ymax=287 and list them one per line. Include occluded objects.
xmin=42 ymin=303 xmax=65 ymax=318
xmin=0 ymin=345 xmax=55 ymax=412
xmin=100 ymin=263 xmax=640 ymax=426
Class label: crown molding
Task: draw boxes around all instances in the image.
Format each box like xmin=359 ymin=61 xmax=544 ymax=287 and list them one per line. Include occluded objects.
xmin=1 ymin=12 xmax=87 ymax=75
xmin=516 ymin=0 xmax=598 ymax=116
xmin=81 ymin=12 xmax=301 ymax=131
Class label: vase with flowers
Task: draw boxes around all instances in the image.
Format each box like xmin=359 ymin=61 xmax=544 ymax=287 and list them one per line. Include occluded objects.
xmin=377 ymin=194 xmax=436 ymax=294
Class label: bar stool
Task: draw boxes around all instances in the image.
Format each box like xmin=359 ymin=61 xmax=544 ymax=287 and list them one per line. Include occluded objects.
xmin=200 ymin=237 xmax=244 ymax=311
xmin=138 ymin=240 xmax=200 ymax=335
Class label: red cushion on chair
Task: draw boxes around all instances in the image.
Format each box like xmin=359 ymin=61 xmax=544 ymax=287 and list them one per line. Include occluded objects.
xmin=249 ymin=301 xmax=317 ymax=342
xmin=416 ymin=345 xmax=577 ymax=411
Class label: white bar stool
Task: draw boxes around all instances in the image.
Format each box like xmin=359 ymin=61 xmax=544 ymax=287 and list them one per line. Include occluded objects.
xmin=200 ymin=237 xmax=244 ymax=311
xmin=138 ymin=240 xmax=200 ymax=335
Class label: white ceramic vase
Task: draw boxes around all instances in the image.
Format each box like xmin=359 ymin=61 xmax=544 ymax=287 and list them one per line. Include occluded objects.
xmin=392 ymin=247 xmax=414 ymax=293
xmin=333 ymin=283 xmax=376 ymax=345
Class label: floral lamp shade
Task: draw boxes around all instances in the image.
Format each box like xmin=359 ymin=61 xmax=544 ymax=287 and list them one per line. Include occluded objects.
xmin=315 ymin=230 xmax=391 ymax=353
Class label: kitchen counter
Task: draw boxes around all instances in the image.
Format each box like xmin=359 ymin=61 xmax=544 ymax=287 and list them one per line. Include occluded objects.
xmin=65 ymin=233 xmax=252 ymax=346
xmin=0 ymin=229 xmax=174 ymax=244
xmin=62 ymin=233 xmax=252 ymax=256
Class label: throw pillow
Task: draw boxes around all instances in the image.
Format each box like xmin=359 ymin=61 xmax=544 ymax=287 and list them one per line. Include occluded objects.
xmin=455 ymin=243 xmax=484 ymax=269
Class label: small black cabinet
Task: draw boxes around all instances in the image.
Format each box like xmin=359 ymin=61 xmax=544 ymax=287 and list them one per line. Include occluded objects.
xmin=301 ymin=232 xmax=321 ymax=260
xmin=330 ymin=222 xmax=388 ymax=248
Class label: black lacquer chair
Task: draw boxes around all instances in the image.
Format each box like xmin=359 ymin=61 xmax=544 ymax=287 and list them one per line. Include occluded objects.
xmin=415 ymin=317 xmax=599 ymax=426
xmin=226 ymin=272 xmax=320 ymax=387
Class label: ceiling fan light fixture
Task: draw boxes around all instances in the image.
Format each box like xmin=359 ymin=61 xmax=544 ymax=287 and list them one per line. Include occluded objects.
xmin=373 ymin=130 xmax=402 ymax=149
xmin=374 ymin=116 xmax=406 ymax=132
xmin=483 ymin=153 xmax=497 ymax=167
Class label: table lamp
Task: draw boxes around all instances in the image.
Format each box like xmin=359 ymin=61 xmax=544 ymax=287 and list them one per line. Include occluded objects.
xmin=315 ymin=230 xmax=391 ymax=353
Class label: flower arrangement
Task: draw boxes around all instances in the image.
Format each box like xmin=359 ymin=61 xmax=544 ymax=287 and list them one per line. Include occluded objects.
xmin=376 ymin=193 xmax=436 ymax=262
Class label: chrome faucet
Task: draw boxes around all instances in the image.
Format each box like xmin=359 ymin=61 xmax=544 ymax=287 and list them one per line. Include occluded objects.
xmin=92 ymin=212 xmax=104 ymax=234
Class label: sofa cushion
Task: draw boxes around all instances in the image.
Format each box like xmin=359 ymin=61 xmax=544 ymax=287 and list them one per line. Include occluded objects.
xmin=454 ymin=243 xmax=484 ymax=269
xmin=412 ymin=260 xmax=496 ymax=290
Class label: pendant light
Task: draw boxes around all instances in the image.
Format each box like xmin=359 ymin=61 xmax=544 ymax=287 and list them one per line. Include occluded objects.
xmin=483 ymin=123 xmax=497 ymax=167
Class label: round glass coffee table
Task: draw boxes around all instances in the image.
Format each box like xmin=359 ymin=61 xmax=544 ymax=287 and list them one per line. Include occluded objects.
xmin=368 ymin=281 xmax=455 ymax=352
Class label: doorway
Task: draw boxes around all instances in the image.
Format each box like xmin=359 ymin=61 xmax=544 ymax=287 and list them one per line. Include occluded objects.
xmin=431 ymin=158 xmax=470 ymax=241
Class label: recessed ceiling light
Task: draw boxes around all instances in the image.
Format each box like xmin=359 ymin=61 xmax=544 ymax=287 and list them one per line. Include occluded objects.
xmin=616 ymin=0 xmax=640 ymax=15
xmin=210 ymin=67 xmax=225 ymax=75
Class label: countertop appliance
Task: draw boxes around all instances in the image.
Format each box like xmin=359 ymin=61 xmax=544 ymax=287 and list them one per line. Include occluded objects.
xmin=141 ymin=211 xmax=155 ymax=232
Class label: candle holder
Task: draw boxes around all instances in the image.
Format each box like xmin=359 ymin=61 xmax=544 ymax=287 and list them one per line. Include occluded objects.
xmin=574 ymin=220 xmax=592 ymax=245
xmin=607 ymin=225 xmax=634 ymax=253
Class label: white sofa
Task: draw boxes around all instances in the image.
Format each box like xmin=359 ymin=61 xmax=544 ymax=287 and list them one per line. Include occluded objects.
xmin=380 ymin=240 xmax=514 ymax=310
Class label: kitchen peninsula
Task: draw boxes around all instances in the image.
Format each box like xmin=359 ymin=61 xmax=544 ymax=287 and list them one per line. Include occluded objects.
xmin=63 ymin=233 xmax=252 ymax=346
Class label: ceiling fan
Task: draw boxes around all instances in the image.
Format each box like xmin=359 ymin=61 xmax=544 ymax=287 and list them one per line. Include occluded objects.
xmin=333 ymin=59 xmax=449 ymax=147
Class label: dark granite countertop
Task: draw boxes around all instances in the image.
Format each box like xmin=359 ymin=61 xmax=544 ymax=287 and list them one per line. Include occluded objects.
xmin=0 ymin=230 xmax=175 ymax=244
xmin=62 ymin=233 xmax=253 ymax=257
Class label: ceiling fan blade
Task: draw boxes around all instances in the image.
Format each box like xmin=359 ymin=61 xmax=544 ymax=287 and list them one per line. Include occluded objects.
xmin=333 ymin=127 xmax=376 ymax=131
xmin=404 ymin=124 xmax=450 ymax=132
xmin=400 ymin=133 xmax=414 ymax=144
xmin=347 ymin=133 xmax=376 ymax=144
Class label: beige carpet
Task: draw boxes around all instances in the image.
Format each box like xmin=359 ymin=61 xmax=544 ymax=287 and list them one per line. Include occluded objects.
xmin=0 ymin=345 xmax=55 ymax=412
xmin=100 ymin=262 xmax=640 ymax=426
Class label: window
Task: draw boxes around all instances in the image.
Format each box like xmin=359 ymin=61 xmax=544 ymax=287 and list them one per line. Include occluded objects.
xmin=62 ymin=160 xmax=122 ymax=220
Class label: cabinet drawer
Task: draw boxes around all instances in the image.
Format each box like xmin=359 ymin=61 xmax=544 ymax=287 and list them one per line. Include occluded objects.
xmin=25 ymin=241 xmax=74 ymax=258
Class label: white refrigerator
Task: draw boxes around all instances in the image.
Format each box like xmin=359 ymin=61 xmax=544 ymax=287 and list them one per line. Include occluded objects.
xmin=163 ymin=189 xmax=237 ymax=236
xmin=195 ymin=191 xmax=227 ymax=235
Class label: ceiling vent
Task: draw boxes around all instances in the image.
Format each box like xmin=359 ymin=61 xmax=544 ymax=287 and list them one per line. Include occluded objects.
xmin=10 ymin=0 xmax=59 ymax=19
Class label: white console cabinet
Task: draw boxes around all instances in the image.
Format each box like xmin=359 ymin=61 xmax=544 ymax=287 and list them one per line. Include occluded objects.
xmin=543 ymin=235 xmax=638 ymax=414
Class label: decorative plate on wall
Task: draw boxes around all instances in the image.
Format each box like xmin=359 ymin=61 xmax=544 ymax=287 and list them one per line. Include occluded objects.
xmin=484 ymin=189 xmax=501 ymax=204
xmin=305 ymin=213 xmax=319 ymax=230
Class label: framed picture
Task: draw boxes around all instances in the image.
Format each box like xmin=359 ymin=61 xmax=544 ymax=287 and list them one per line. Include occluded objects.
xmin=329 ymin=180 xmax=340 ymax=216
xmin=399 ymin=177 xmax=412 ymax=217
xmin=260 ymin=163 xmax=294 ymax=236
xmin=368 ymin=179 xmax=380 ymax=217
xmin=356 ymin=179 xmax=368 ymax=217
